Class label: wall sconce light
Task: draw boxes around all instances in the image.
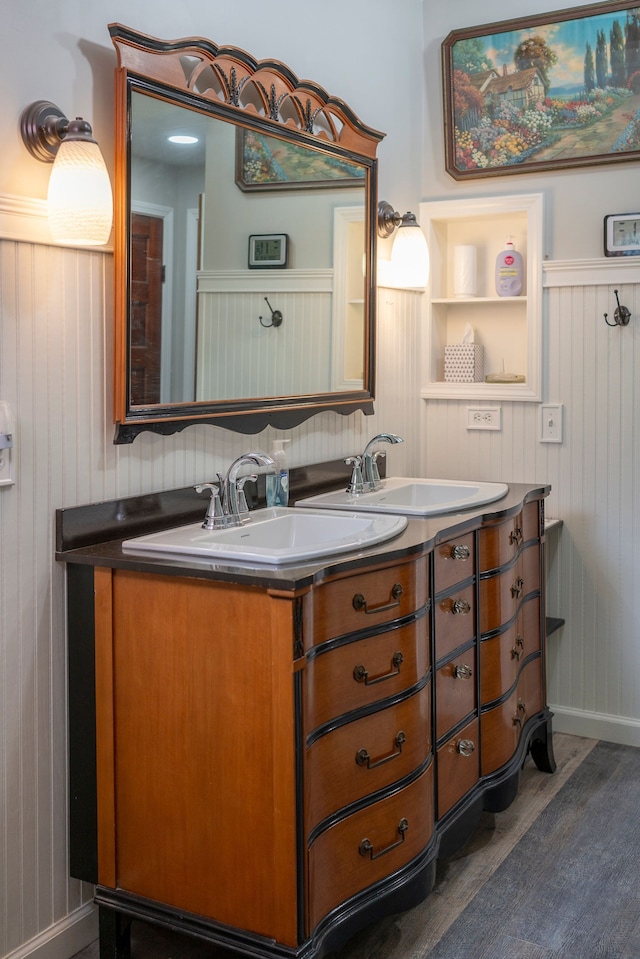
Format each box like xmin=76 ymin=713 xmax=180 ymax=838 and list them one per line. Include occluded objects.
xmin=378 ymin=200 xmax=430 ymax=289
xmin=20 ymin=100 xmax=113 ymax=246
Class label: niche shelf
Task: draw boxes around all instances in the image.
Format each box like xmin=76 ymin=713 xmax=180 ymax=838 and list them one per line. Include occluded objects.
xmin=419 ymin=193 xmax=543 ymax=402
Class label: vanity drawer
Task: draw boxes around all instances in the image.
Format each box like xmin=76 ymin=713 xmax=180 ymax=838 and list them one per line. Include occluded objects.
xmin=304 ymin=555 xmax=429 ymax=648
xmin=480 ymin=656 xmax=543 ymax=776
xmin=302 ymin=618 xmax=429 ymax=733
xmin=479 ymin=544 xmax=540 ymax=635
xmin=433 ymin=583 xmax=475 ymax=662
xmin=480 ymin=596 xmax=541 ymax=705
xmin=435 ymin=648 xmax=476 ymax=741
xmin=307 ymin=765 xmax=434 ymax=932
xmin=436 ymin=717 xmax=479 ymax=817
xmin=304 ymin=684 xmax=431 ymax=830
xmin=433 ymin=532 xmax=475 ymax=593
xmin=478 ymin=501 xmax=540 ymax=573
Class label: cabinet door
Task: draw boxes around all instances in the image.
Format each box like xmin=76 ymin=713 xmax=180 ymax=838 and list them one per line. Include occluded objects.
xmin=98 ymin=570 xmax=299 ymax=947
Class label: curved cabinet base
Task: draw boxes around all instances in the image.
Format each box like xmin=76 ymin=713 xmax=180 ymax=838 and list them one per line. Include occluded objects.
xmin=95 ymin=710 xmax=554 ymax=959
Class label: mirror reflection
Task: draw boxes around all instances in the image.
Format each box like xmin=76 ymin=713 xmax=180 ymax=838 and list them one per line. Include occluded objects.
xmin=129 ymin=90 xmax=368 ymax=409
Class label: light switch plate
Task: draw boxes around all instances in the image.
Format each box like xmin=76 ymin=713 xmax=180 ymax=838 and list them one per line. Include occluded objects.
xmin=540 ymin=404 xmax=563 ymax=443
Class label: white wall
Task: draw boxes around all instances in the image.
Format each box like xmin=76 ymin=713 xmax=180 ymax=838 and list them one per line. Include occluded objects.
xmin=0 ymin=3 xmax=423 ymax=959
xmin=420 ymin=0 xmax=640 ymax=747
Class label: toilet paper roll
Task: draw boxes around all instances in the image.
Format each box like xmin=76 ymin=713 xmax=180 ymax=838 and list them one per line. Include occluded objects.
xmin=453 ymin=245 xmax=477 ymax=298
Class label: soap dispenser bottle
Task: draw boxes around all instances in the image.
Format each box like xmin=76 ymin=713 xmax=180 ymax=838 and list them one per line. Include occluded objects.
xmin=495 ymin=237 xmax=523 ymax=297
xmin=266 ymin=439 xmax=290 ymax=507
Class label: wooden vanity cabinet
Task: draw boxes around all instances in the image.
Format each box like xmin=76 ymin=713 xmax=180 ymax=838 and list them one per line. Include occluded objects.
xmin=432 ymin=532 xmax=479 ymax=818
xmin=478 ymin=501 xmax=548 ymax=781
xmin=62 ymin=482 xmax=556 ymax=959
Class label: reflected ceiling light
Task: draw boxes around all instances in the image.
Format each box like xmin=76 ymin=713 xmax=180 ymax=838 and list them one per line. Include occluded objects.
xmin=20 ymin=100 xmax=113 ymax=246
xmin=168 ymin=134 xmax=199 ymax=144
xmin=378 ymin=200 xmax=429 ymax=289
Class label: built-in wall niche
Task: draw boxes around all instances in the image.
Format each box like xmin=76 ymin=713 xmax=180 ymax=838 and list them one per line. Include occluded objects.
xmin=419 ymin=193 xmax=543 ymax=402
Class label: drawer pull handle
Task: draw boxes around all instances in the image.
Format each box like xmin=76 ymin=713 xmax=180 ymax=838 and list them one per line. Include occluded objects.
xmin=454 ymin=663 xmax=473 ymax=680
xmin=353 ymin=651 xmax=404 ymax=686
xmin=359 ymin=818 xmax=408 ymax=860
xmin=450 ymin=544 xmax=471 ymax=560
xmin=447 ymin=598 xmax=471 ymax=615
xmin=513 ymin=699 xmax=527 ymax=727
xmin=511 ymin=634 xmax=525 ymax=660
xmin=457 ymin=739 xmax=475 ymax=757
xmin=510 ymin=526 xmax=523 ymax=547
xmin=352 ymin=583 xmax=403 ymax=614
xmin=356 ymin=731 xmax=406 ymax=769
xmin=510 ymin=577 xmax=524 ymax=599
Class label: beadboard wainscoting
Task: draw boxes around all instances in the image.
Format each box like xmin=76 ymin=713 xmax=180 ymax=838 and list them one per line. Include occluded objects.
xmin=420 ymin=258 xmax=640 ymax=748
xmin=0 ymin=195 xmax=422 ymax=959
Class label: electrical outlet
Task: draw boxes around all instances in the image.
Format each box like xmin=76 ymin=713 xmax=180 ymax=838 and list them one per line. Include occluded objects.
xmin=466 ymin=406 xmax=502 ymax=431
xmin=540 ymin=404 xmax=563 ymax=443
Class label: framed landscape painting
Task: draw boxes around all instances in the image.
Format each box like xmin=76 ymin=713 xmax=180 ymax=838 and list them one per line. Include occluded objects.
xmin=235 ymin=128 xmax=366 ymax=191
xmin=443 ymin=1 xmax=640 ymax=179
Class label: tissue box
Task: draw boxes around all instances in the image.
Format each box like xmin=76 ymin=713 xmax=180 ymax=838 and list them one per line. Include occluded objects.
xmin=444 ymin=344 xmax=484 ymax=383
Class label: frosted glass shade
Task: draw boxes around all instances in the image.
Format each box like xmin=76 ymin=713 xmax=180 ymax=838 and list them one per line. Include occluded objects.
xmin=390 ymin=223 xmax=430 ymax=289
xmin=47 ymin=139 xmax=113 ymax=246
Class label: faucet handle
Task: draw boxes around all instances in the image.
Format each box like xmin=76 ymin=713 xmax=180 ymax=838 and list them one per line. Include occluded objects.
xmin=236 ymin=474 xmax=258 ymax=518
xmin=345 ymin=455 xmax=365 ymax=495
xmin=369 ymin=450 xmax=387 ymax=490
xmin=195 ymin=483 xmax=225 ymax=530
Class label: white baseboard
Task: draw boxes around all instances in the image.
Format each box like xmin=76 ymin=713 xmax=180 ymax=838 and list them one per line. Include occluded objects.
xmin=5 ymin=902 xmax=98 ymax=959
xmin=550 ymin=704 xmax=640 ymax=747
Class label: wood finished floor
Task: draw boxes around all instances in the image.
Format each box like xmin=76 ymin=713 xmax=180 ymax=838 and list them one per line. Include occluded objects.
xmin=72 ymin=733 xmax=637 ymax=959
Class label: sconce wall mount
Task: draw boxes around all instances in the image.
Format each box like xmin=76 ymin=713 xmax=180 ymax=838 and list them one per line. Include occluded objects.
xmin=377 ymin=199 xmax=430 ymax=289
xmin=21 ymin=100 xmax=96 ymax=162
xmin=19 ymin=99 xmax=113 ymax=246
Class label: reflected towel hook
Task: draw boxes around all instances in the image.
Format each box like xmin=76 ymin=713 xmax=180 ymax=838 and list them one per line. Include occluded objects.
xmin=604 ymin=289 xmax=631 ymax=327
xmin=259 ymin=297 xmax=283 ymax=328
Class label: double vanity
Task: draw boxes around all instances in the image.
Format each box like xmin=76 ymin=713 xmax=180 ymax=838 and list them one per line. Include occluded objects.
xmin=58 ymin=456 xmax=555 ymax=959
xmin=61 ymin=22 xmax=559 ymax=959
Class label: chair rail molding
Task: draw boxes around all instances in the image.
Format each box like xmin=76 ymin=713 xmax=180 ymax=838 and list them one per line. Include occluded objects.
xmin=0 ymin=192 xmax=113 ymax=251
xmin=543 ymin=257 xmax=640 ymax=287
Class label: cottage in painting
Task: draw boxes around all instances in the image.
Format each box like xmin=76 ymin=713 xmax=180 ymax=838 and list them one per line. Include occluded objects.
xmin=471 ymin=64 xmax=546 ymax=110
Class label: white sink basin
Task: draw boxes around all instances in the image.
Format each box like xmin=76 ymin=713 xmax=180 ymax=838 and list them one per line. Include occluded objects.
xmin=121 ymin=506 xmax=408 ymax=566
xmin=296 ymin=477 xmax=508 ymax=517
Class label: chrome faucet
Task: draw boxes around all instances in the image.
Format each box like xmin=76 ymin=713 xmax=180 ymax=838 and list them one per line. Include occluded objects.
xmin=196 ymin=452 xmax=276 ymax=528
xmin=361 ymin=432 xmax=404 ymax=491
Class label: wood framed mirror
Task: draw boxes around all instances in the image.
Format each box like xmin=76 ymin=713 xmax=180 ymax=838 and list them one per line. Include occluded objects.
xmin=109 ymin=24 xmax=384 ymax=443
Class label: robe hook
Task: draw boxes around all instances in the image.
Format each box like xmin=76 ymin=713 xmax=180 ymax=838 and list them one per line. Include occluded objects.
xmin=259 ymin=297 xmax=283 ymax=328
xmin=604 ymin=289 xmax=631 ymax=327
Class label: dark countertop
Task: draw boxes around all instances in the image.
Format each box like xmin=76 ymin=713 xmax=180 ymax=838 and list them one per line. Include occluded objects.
xmin=55 ymin=459 xmax=550 ymax=591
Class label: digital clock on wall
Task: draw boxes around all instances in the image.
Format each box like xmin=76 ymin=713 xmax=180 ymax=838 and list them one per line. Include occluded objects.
xmin=248 ymin=233 xmax=289 ymax=268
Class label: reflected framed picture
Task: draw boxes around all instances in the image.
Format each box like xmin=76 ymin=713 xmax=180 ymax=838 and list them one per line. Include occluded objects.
xmin=236 ymin=128 xmax=366 ymax=191
xmin=443 ymin=1 xmax=640 ymax=180
xmin=604 ymin=212 xmax=640 ymax=255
